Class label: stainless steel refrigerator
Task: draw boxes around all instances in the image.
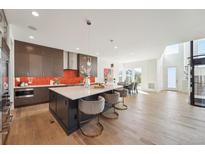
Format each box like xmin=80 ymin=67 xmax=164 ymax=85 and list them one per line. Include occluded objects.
xmin=0 ymin=31 xmax=11 ymax=144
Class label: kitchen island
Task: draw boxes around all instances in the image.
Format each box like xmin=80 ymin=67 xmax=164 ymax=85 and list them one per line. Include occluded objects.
xmin=49 ymin=84 xmax=122 ymax=135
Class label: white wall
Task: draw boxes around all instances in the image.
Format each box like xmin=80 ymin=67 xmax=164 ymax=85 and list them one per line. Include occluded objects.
xmin=122 ymin=42 xmax=190 ymax=93
xmin=157 ymin=54 xmax=164 ymax=91
xmin=157 ymin=43 xmax=189 ymax=93
xmin=123 ymin=59 xmax=158 ymax=91
xmin=163 ymin=44 xmax=184 ymax=91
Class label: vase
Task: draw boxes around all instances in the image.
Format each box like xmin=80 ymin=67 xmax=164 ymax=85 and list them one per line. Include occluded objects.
xmin=84 ymin=77 xmax=90 ymax=88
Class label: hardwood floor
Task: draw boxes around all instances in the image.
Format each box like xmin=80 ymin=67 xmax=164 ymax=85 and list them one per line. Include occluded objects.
xmin=6 ymin=91 xmax=205 ymax=145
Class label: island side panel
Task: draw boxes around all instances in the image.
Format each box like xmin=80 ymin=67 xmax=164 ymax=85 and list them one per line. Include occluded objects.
xmin=49 ymin=90 xmax=78 ymax=135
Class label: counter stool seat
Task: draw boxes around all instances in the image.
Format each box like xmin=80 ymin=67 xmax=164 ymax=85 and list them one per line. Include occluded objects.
xmin=114 ymin=88 xmax=128 ymax=110
xmin=78 ymin=96 xmax=105 ymax=137
xmin=101 ymin=91 xmax=120 ymax=119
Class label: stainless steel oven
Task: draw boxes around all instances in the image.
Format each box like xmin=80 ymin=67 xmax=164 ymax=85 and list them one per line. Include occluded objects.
xmin=15 ymin=88 xmax=34 ymax=98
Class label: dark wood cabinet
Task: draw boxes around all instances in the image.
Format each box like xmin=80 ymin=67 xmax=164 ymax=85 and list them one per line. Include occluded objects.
xmin=15 ymin=41 xmax=30 ymax=76
xmin=78 ymin=54 xmax=97 ymax=77
xmin=14 ymin=85 xmax=66 ymax=107
xmin=49 ymin=90 xmax=78 ymax=134
xmin=34 ymin=87 xmax=49 ymax=103
xmin=42 ymin=49 xmax=53 ymax=76
xmin=49 ymin=91 xmax=57 ymax=112
xmin=14 ymin=87 xmax=48 ymax=107
xmin=52 ymin=50 xmax=64 ymax=76
xmin=56 ymin=95 xmax=69 ymax=128
xmin=15 ymin=40 xmax=63 ymax=77
xmin=29 ymin=46 xmax=43 ymax=76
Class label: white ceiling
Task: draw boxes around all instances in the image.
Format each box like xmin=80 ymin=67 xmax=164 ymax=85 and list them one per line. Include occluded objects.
xmin=5 ymin=9 xmax=205 ymax=63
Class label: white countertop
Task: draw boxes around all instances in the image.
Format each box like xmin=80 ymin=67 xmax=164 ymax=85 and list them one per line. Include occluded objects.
xmin=49 ymin=84 xmax=123 ymax=100
xmin=14 ymin=84 xmax=67 ymax=89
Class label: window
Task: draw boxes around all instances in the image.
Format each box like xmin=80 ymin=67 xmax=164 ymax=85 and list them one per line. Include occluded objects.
xmin=197 ymin=39 xmax=205 ymax=55
xmin=118 ymin=68 xmax=142 ymax=85
xmin=165 ymin=44 xmax=179 ymax=55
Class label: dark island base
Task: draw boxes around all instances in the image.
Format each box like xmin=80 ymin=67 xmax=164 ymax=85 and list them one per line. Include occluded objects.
xmin=49 ymin=90 xmax=112 ymax=135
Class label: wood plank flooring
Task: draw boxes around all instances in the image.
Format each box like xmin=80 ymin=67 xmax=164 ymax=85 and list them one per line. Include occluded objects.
xmin=6 ymin=91 xmax=205 ymax=145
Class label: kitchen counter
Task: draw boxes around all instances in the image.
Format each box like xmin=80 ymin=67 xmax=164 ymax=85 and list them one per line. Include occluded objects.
xmin=49 ymin=84 xmax=122 ymax=100
xmin=14 ymin=83 xmax=87 ymax=89
xmin=49 ymin=84 xmax=122 ymax=135
xmin=14 ymin=84 xmax=67 ymax=89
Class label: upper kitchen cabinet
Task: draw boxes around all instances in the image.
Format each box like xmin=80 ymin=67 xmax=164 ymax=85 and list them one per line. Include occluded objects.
xmin=51 ymin=49 xmax=64 ymax=76
xmin=15 ymin=40 xmax=63 ymax=77
xmin=78 ymin=54 xmax=97 ymax=77
xmin=15 ymin=41 xmax=30 ymax=76
xmin=63 ymin=51 xmax=78 ymax=70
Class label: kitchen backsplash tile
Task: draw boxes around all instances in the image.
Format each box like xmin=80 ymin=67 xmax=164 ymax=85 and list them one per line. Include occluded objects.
xmin=15 ymin=70 xmax=95 ymax=86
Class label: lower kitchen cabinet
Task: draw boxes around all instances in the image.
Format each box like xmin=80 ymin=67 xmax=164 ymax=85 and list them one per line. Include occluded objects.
xmin=49 ymin=91 xmax=57 ymax=112
xmin=34 ymin=87 xmax=49 ymax=103
xmin=14 ymin=86 xmax=66 ymax=107
xmin=56 ymin=95 xmax=69 ymax=128
xmin=49 ymin=91 xmax=78 ymax=134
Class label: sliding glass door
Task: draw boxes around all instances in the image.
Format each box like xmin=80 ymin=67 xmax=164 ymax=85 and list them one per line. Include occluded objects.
xmin=194 ymin=65 xmax=205 ymax=107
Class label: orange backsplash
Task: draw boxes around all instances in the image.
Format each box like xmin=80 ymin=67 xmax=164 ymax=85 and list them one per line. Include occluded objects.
xmin=15 ymin=70 xmax=95 ymax=86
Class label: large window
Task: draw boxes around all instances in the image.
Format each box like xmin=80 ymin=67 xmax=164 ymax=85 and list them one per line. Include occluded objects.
xmin=197 ymin=39 xmax=205 ymax=55
xmin=165 ymin=44 xmax=179 ymax=55
xmin=118 ymin=68 xmax=142 ymax=84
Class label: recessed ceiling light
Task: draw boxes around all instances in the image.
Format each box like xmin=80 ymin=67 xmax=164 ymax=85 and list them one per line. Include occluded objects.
xmin=114 ymin=46 xmax=118 ymax=49
xmin=76 ymin=48 xmax=80 ymax=50
xmin=29 ymin=35 xmax=34 ymax=39
xmin=32 ymin=11 xmax=39 ymax=17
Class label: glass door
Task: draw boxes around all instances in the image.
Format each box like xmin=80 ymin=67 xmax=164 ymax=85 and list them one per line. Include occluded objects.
xmin=194 ymin=65 xmax=205 ymax=107
xmin=167 ymin=67 xmax=177 ymax=90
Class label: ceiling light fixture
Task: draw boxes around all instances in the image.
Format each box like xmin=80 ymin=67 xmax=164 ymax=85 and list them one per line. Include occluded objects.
xmin=32 ymin=11 xmax=39 ymax=17
xmin=114 ymin=46 xmax=118 ymax=49
xmin=29 ymin=35 xmax=34 ymax=39
xmin=76 ymin=48 xmax=80 ymax=50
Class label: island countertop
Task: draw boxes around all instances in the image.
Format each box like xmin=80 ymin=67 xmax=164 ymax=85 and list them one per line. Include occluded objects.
xmin=49 ymin=84 xmax=123 ymax=100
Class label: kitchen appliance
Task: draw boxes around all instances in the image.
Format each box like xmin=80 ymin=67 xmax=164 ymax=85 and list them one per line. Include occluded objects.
xmin=15 ymin=88 xmax=34 ymax=98
xmin=0 ymin=32 xmax=12 ymax=145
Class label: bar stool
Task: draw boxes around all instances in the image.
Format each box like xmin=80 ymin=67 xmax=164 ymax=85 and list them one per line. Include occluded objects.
xmin=78 ymin=96 xmax=105 ymax=137
xmin=102 ymin=91 xmax=120 ymax=119
xmin=114 ymin=88 xmax=128 ymax=110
